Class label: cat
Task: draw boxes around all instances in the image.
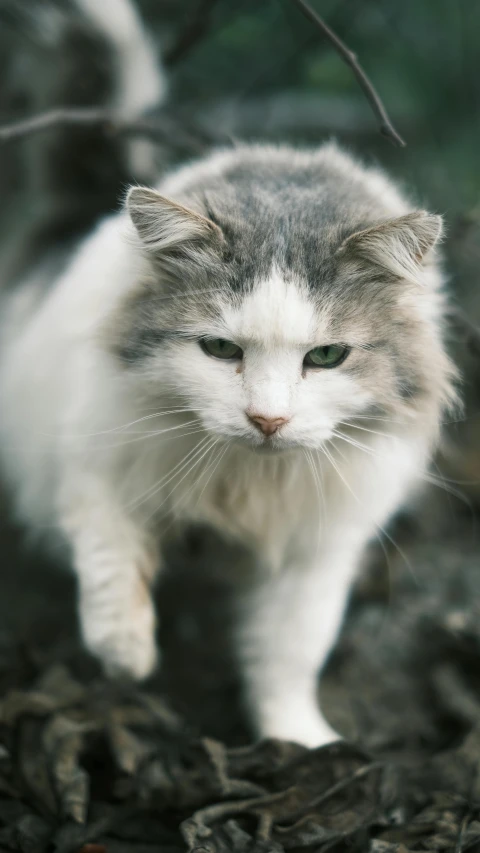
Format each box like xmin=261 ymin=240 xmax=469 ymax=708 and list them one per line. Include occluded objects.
xmin=0 ymin=0 xmax=456 ymax=747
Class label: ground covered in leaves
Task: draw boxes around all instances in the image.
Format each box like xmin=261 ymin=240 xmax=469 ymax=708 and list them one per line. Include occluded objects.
xmin=1 ymin=494 xmax=480 ymax=852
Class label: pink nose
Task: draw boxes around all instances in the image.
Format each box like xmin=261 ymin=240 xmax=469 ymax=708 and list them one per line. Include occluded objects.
xmin=247 ymin=413 xmax=290 ymax=436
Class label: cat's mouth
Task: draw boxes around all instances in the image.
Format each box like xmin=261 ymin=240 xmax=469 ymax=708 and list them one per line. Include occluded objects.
xmin=206 ymin=424 xmax=302 ymax=452
xmin=243 ymin=432 xmax=297 ymax=453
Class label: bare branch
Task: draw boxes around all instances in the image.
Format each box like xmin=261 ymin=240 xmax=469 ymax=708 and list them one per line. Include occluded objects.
xmin=288 ymin=0 xmax=406 ymax=147
xmin=0 ymin=3 xmax=406 ymax=152
xmin=0 ymin=107 xmax=226 ymax=153
xmin=0 ymin=108 xmax=107 ymax=142
xmin=164 ymin=0 xmax=221 ymax=67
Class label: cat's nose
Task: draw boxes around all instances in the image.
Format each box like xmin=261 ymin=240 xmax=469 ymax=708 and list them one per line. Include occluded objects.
xmin=247 ymin=413 xmax=290 ymax=436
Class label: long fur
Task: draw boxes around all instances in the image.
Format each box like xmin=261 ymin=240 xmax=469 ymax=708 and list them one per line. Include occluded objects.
xmin=0 ymin=12 xmax=457 ymax=746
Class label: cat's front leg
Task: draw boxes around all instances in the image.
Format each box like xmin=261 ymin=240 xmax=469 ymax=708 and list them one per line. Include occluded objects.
xmin=60 ymin=478 xmax=159 ymax=679
xmin=237 ymin=545 xmax=359 ymax=748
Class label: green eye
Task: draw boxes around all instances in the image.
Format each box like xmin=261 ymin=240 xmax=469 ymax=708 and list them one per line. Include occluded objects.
xmin=304 ymin=344 xmax=349 ymax=368
xmin=200 ymin=338 xmax=243 ymax=360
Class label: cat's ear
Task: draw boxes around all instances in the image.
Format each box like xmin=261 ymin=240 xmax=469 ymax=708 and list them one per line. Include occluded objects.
xmin=126 ymin=186 xmax=223 ymax=254
xmin=338 ymin=211 xmax=443 ymax=283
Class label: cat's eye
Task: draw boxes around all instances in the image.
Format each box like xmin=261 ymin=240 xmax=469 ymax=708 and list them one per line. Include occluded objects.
xmin=304 ymin=344 xmax=349 ymax=368
xmin=200 ymin=338 xmax=243 ymax=360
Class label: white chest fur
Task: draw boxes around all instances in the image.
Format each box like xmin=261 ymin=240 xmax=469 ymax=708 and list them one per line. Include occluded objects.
xmin=112 ymin=413 xmax=425 ymax=573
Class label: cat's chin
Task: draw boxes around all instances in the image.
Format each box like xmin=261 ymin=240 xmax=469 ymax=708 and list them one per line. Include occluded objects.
xmin=236 ymin=436 xmax=300 ymax=454
xmin=211 ymin=431 xmax=332 ymax=454
xmin=247 ymin=438 xmax=333 ymax=455
xmin=252 ymin=442 xmax=286 ymax=454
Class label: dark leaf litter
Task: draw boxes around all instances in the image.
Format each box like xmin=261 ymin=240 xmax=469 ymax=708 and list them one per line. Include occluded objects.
xmin=2 ymin=497 xmax=480 ymax=852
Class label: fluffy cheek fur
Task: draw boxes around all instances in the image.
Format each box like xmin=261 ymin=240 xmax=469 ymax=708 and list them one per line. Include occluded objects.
xmin=125 ymin=274 xmax=436 ymax=451
xmin=123 ymin=256 xmax=454 ymax=453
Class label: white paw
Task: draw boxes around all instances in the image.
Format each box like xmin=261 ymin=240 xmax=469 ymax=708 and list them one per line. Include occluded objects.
xmin=81 ymin=590 xmax=158 ymax=680
xmin=257 ymin=705 xmax=340 ymax=749
xmin=100 ymin=622 xmax=158 ymax=681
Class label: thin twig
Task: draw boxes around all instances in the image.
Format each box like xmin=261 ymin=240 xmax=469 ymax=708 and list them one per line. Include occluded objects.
xmin=0 ymin=107 xmax=225 ymax=154
xmin=288 ymin=0 xmax=406 ymax=147
xmin=283 ymin=761 xmax=384 ymax=824
xmin=165 ymin=0 xmax=221 ymax=67
xmin=0 ymin=108 xmax=107 ymax=142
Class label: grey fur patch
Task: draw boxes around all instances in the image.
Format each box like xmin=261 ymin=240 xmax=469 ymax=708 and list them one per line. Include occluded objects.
xmin=126 ymin=146 xmax=435 ymax=308
xmin=116 ymin=144 xmax=456 ymax=420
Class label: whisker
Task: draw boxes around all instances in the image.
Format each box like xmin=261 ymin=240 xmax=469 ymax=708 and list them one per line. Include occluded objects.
xmin=158 ymin=440 xmax=230 ymax=541
xmin=193 ymin=440 xmax=230 ymax=507
xmin=321 ymin=441 xmax=419 ymax=586
xmin=340 ymin=421 xmax=397 ymax=441
xmin=331 ymin=430 xmax=380 ymax=460
xmin=146 ymin=436 xmax=219 ymax=521
xmin=45 ymin=407 xmax=199 ymax=439
xmin=81 ymin=419 xmax=204 ymax=450
xmin=349 ymin=412 xmax=467 ymax=428
xmin=335 ymin=428 xmax=475 ymax=509
xmin=1 ymin=426 xmax=207 ymax=456
xmin=329 ymin=434 xmax=352 ymax=462
xmin=342 ymin=414 xmax=406 ymax=424
xmin=304 ymin=448 xmax=323 ymax=557
xmin=165 ymin=439 xmax=219 ymax=518
xmin=419 ymin=470 xmax=475 ymax=510
xmin=127 ymin=435 xmax=211 ymax=511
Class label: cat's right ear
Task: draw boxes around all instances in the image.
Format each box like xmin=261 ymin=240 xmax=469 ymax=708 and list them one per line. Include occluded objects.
xmin=337 ymin=211 xmax=443 ymax=285
xmin=126 ymin=187 xmax=223 ymax=254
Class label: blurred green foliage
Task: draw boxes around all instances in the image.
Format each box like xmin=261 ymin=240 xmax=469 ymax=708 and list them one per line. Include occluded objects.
xmin=143 ymin=0 xmax=480 ymax=219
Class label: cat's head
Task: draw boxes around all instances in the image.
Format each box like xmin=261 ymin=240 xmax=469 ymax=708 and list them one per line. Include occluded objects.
xmin=116 ymin=147 xmax=455 ymax=451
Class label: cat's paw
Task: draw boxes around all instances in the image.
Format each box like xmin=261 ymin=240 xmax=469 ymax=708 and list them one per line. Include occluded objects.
xmin=101 ymin=622 xmax=158 ymax=681
xmin=258 ymin=707 xmax=340 ymax=749
xmin=81 ymin=591 xmax=158 ymax=681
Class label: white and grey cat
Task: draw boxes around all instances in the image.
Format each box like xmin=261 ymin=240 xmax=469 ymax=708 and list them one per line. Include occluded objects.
xmin=0 ymin=0 xmax=456 ymax=746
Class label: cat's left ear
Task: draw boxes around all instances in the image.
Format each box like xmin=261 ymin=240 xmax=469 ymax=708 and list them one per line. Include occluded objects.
xmin=126 ymin=186 xmax=223 ymax=254
xmin=338 ymin=211 xmax=443 ymax=283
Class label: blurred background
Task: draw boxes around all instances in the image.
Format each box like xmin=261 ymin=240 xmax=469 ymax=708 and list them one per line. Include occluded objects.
xmin=154 ymin=0 xmax=480 ymax=215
